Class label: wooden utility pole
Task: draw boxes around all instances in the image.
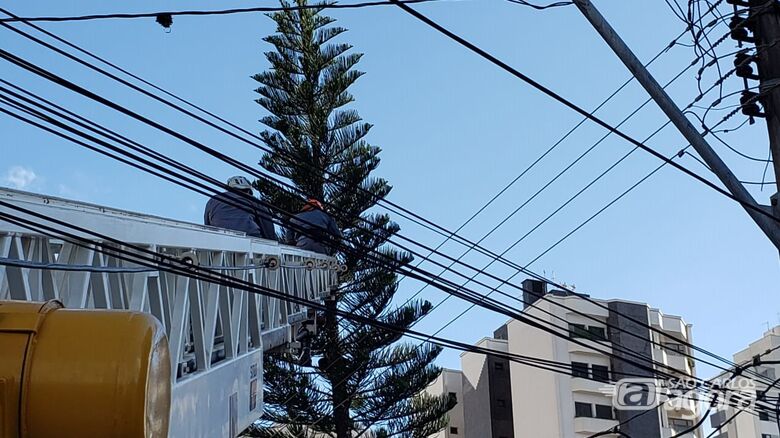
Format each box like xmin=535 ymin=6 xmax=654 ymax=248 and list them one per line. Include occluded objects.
xmin=749 ymin=0 xmax=780 ymax=213
xmin=574 ymin=0 xmax=780 ymax=250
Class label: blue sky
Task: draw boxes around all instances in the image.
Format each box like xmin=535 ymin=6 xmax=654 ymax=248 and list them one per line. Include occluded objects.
xmin=2 ymin=0 xmax=779 ymax=387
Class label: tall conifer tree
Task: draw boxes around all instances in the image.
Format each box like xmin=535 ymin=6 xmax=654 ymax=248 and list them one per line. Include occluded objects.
xmin=245 ymin=1 xmax=454 ymax=437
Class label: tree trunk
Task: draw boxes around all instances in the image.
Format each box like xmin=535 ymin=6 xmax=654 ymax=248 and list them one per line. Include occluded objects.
xmin=325 ymin=296 xmax=349 ymax=438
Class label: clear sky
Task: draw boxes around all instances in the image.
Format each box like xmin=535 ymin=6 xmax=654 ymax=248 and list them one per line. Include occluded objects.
xmin=2 ymin=0 xmax=779 ymax=396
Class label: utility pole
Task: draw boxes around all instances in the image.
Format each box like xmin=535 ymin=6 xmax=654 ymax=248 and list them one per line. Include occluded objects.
xmin=748 ymin=0 xmax=780 ymax=216
xmin=324 ymin=292 xmax=349 ymax=438
xmin=573 ymin=0 xmax=780 ymax=251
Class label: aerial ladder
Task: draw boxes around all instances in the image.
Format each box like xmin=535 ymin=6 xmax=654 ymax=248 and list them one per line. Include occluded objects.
xmin=0 ymin=187 xmax=340 ymax=437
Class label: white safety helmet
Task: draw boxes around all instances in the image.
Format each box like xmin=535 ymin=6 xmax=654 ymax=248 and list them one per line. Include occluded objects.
xmin=227 ymin=176 xmax=253 ymax=191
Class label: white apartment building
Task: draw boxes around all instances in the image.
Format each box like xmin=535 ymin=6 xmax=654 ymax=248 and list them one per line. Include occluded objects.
xmin=507 ymin=279 xmax=699 ymax=438
xmin=709 ymin=326 xmax=780 ymax=438
xmin=429 ymin=279 xmax=700 ymax=438
xmin=460 ymin=336 xmax=514 ymax=438
xmin=426 ymin=368 xmax=466 ymax=438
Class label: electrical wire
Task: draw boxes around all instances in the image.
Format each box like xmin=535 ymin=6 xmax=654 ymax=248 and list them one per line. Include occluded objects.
xmin=505 ymin=0 xmax=572 ymax=10
xmin=387 ymin=0 xmax=780 ymax=229
xmin=1 ymin=92 xmax=760 ymax=396
xmin=3 ymin=199 xmax=748 ymax=399
xmin=0 ymin=16 xmax=762 ymax=382
xmin=4 ymin=1 xmax=777 ymax=337
xmin=1 ymin=44 xmax=768 ymax=392
xmin=4 ymin=8 xmax=772 ymax=418
xmin=3 ymin=4 xmax=776 ymax=434
xmin=2 ymin=7 xmax=730 ymax=407
xmin=0 ymin=0 xmax=444 ymax=23
xmin=4 ymin=72 xmax=772 ymax=438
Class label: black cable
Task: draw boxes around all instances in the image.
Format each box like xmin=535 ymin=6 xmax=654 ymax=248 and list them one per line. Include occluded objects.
xmin=387 ymin=0 xmax=780 ymax=227
xmin=4 ymin=0 xmax=774 ymax=342
xmin=4 ymin=78 xmax=772 ymax=434
xmin=5 ymin=6 xmax=730 ymax=402
xmin=6 ymin=84 xmax=763 ymax=396
xmin=403 ymin=43 xmax=719 ymax=344
xmin=1 ymin=200 xmax=730 ymax=394
xmin=1 ymin=59 xmax=760 ymax=400
xmin=505 ymin=0 xmax=572 ymax=10
xmin=0 ymin=90 xmax=702 ymax=380
xmin=1 ymin=14 xmax=767 ymax=386
xmin=2 ymin=96 xmax=754 ymax=397
xmin=3 ymin=8 xmax=776 ymax=432
xmin=0 ymin=17 xmax=604 ymax=294
xmin=0 ymin=209 xmax=596 ymax=383
xmin=0 ymin=0 xmax=442 ymax=23
xmin=0 ymin=17 xmax=759 ymax=381
xmin=0 ymin=2 xmax=715 ymax=307
xmin=588 ymin=345 xmax=780 ymax=438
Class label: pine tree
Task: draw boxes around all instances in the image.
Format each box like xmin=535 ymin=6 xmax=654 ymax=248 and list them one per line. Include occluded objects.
xmin=244 ymin=1 xmax=454 ymax=437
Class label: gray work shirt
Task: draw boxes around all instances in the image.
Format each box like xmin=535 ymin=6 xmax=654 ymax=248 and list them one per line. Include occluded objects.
xmin=285 ymin=209 xmax=341 ymax=255
xmin=204 ymin=191 xmax=276 ymax=240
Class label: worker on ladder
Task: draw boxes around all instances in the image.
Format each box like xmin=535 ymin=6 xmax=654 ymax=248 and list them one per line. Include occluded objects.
xmin=204 ymin=176 xmax=277 ymax=240
xmin=285 ymin=198 xmax=341 ymax=255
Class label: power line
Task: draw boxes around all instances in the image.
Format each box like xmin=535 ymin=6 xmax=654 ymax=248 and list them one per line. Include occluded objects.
xmin=505 ymin=0 xmax=572 ymax=10
xmin=0 ymin=90 xmax=755 ymax=394
xmin=0 ymin=49 xmax=761 ymax=390
xmin=3 ymin=0 xmax=771 ymax=323
xmin=3 ymin=5 xmax=776 ymax=432
xmin=587 ymin=343 xmax=780 ymax=438
xmin=0 ymin=0 xmax=444 ymax=23
xmin=387 ymin=0 xmax=780 ymax=226
xmin=4 ymin=78 xmax=774 ymax=437
xmin=3 ymin=197 xmax=751 ymax=400
xmin=1 ymin=6 xmax=715 ymax=394
xmin=0 ymin=12 xmax=757 ymax=372
xmin=1 ymin=7 xmax=768 ymax=390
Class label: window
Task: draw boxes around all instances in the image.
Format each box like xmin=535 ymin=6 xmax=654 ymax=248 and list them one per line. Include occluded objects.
xmin=663 ymin=342 xmax=686 ymax=355
xmin=569 ymin=323 xmax=607 ymax=341
xmin=448 ymin=392 xmax=457 ymax=403
xmin=758 ymin=367 xmax=777 ymax=380
xmin=587 ymin=326 xmax=607 ymax=341
xmin=494 ymin=362 xmax=505 ymax=371
xmin=449 ymin=426 xmax=458 ymax=435
xmin=594 ymin=404 xmax=614 ymax=420
xmin=569 ymin=323 xmax=589 ymax=339
xmin=592 ymin=365 xmax=610 ymax=382
xmin=760 ymin=410 xmax=771 ymax=421
xmin=572 ymin=362 xmax=589 ymax=378
xmin=669 ymin=418 xmax=694 ymax=428
xmin=575 ymin=402 xmax=592 ymax=418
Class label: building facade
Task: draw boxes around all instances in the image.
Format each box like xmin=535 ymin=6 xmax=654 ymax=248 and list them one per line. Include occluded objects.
xmin=426 ymin=368 xmax=466 ymax=438
xmin=508 ymin=280 xmax=699 ymax=438
xmin=428 ymin=279 xmax=699 ymax=438
xmin=461 ymin=334 xmax=515 ymax=438
xmin=709 ymin=326 xmax=780 ymax=438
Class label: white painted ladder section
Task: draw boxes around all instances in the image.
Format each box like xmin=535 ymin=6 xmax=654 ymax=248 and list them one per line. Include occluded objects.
xmin=0 ymin=188 xmax=339 ymax=437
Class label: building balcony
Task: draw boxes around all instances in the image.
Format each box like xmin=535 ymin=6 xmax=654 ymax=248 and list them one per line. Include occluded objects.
xmin=662 ymin=428 xmax=696 ymax=438
xmin=571 ymin=377 xmax=613 ymax=395
xmin=664 ymin=351 xmax=693 ymax=376
xmin=574 ymin=417 xmax=618 ymax=434
xmin=661 ymin=316 xmax=688 ymax=337
xmin=569 ymin=338 xmax=611 ymax=355
xmin=663 ymin=396 xmax=697 ymax=416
